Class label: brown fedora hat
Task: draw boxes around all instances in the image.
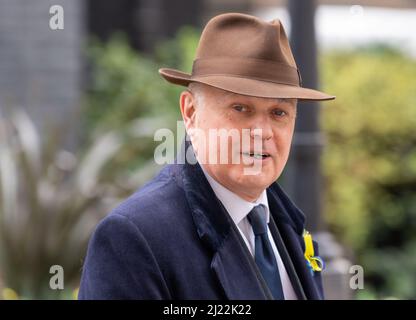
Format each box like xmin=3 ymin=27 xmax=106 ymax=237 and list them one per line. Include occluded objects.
xmin=159 ymin=13 xmax=335 ymax=101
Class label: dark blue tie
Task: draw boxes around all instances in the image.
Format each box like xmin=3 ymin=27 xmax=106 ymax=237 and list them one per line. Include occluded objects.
xmin=247 ymin=204 xmax=285 ymax=300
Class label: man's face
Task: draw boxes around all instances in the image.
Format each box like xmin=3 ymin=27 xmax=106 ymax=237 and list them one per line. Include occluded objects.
xmin=180 ymin=83 xmax=297 ymax=202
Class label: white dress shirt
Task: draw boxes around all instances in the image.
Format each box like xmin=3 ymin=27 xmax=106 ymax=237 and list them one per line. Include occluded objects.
xmin=200 ymin=164 xmax=298 ymax=300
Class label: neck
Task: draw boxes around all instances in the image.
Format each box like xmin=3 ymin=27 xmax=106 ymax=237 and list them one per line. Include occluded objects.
xmin=200 ymin=164 xmax=262 ymax=203
xmin=234 ymin=189 xmax=261 ymax=203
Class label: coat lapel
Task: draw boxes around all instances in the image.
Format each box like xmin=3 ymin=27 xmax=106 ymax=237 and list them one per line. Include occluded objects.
xmin=267 ymin=214 xmax=307 ymax=300
xmin=267 ymin=184 xmax=324 ymax=300
xmin=211 ymin=224 xmax=273 ymax=299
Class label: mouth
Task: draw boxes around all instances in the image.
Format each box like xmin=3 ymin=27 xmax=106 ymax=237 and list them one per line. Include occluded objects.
xmin=241 ymin=151 xmax=271 ymax=160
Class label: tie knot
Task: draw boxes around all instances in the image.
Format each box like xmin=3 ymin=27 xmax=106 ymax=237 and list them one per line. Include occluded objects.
xmin=247 ymin=204 xmax=268 ymax=235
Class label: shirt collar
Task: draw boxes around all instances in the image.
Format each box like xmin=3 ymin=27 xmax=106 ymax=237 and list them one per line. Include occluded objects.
xmin=200 ymin=163 xmax=270 ymax=226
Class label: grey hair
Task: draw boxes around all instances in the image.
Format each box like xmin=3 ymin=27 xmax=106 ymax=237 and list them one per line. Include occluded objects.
xmin=187 ymin=82 xmax=206 ymax=108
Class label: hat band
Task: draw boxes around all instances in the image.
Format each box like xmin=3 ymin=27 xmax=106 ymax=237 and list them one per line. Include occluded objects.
xmin=191 ymin=58 xmax=301 ymax=86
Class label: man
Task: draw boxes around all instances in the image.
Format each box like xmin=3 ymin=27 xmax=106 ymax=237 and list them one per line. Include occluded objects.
xmin=79 ymin=12 xmax=335 ymax=300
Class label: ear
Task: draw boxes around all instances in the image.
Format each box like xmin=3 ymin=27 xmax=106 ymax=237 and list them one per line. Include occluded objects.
xmin=179 ymin=89 xmax=197 ymax=131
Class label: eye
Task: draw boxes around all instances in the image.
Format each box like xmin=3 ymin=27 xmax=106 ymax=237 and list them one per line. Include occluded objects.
xmin=272 ymin=109 xmax=287 ymax=117
xmin=232 ymin=104 xmax=248 ymax=112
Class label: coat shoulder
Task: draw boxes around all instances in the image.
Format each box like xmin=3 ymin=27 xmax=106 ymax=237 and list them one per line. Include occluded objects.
xmin=109 ymin=164 xmax=189 ymax=227
xmin=79 ymin=164 xmax=195 ymax=299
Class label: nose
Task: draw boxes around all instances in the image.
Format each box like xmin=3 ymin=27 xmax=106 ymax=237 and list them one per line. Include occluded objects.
xmin=250 ymin=118 xmax=273 ymax=141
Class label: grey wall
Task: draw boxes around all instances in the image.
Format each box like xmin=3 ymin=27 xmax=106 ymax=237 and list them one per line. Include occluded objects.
xmin=0 ymin=0 xmax=84 ymax=148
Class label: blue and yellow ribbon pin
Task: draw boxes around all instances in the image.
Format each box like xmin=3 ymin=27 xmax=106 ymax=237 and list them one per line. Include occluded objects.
xmin=303 ymin=229 xmax=325 ymax=274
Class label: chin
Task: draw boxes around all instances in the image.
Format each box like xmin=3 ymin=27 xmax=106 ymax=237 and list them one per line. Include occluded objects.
xmin=230 ymin=164 xmax=276 ymax=190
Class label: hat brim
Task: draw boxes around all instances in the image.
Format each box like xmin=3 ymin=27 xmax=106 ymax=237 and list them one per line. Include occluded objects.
xmin=159 ymin=68 xmax=335 ymax=101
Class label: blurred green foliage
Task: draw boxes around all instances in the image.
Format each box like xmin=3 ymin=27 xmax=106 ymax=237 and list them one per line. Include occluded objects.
xmin=321 ymin=46 xmax=416 ymax=299
xmin=82 ymin=27 xmax=200 ymax=173
xmin=0 ymin=110 xmax=123 ymax=299
xmin=84 ymin=27 xmax=200 ymax=133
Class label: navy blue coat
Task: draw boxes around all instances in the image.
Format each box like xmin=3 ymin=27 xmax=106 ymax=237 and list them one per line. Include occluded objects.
xmin=79 ymin=153 xmax=324 ymax=300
